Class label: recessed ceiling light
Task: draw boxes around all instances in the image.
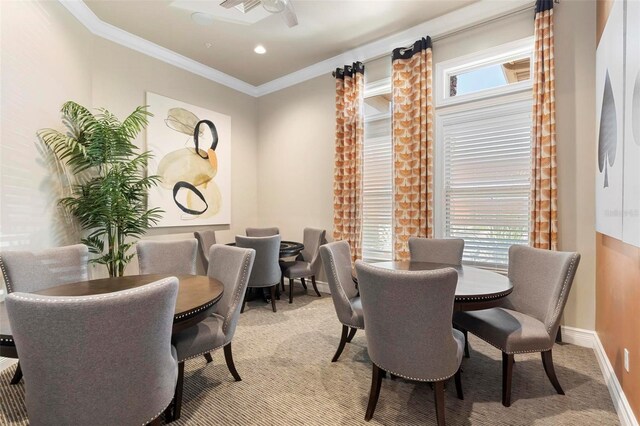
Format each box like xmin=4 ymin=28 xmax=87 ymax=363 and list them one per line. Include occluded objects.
xmin=191 ymin=12 xmax=214 ymax=26
xmin=254 ymin=45 xmax=267 ymax=55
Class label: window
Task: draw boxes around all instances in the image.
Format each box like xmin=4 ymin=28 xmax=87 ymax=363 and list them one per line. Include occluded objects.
xmin=436 ymin=38 xmax=534 ymax=270
xmin=436 ymin=37 xmax=534 ymax=107
xmin=362 ymin=80 xmax=393 ymax=261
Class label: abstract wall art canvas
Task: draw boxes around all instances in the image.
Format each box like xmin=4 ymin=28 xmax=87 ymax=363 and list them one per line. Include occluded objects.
xmin=146 ymin=92 xmax=231 ymax=227
xmin=595 ymin=0 xmax=624 ymax=240
xmin=623 ymin=0 xmax=640 ymax=247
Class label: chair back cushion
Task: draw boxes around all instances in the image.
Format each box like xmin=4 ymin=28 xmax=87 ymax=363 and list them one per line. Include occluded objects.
xmin=320 ymin=242 xmax=359 ymax=326
xmin=208 ymin=244 xmax=255 ymax=339
xmin=136 ymin=239 xmax=197 ymax=275
xmin=194 ymin=230 xmax=216 ymax=269
xmin=356 ymin=261 xmax=461 ymax=381
xmin=0 ymin=244 xmax=89 ymax=293
xmin=6 ymin=278 xmax=179 ymax=425
xmin=246 ymin=227 xmax=279 ymax=237
xmin=504 ymin=245 xmax=580 ymax=336
xmin=236 ymin=235 xmax=281 ymax=287
xmin=302 ymin=228 xmax=326 ymax=273
xmin=408 ymin=237 xmax=465 ymax=265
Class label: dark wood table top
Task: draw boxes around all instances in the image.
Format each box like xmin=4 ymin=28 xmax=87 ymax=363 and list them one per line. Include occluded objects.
xmin=227 ymin=240 xmax=304 ymax=258
xmin=0 ymin=274 xmax=223 ymax=356
xmin=369 ymin=261 xmax=513 ymax=310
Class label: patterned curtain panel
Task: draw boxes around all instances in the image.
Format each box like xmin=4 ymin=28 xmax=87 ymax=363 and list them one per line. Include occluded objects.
xmin=391 ymin=37 xmax=434 ymax=261
xmin=333 ymin=62 xmax=365 ymax=261
xmin=531 ymin=0 xmax=558 ymax=250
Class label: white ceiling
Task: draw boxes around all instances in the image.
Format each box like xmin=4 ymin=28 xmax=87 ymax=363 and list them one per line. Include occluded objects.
xmin=84 ymin=0 xmax=477 ymax=86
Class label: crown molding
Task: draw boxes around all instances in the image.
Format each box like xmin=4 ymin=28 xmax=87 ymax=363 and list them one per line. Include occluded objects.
xmin=253 ymin=0 xmax=533 ymax=96
xmin=59 ymin=0 xmax=533 ymax=98
xmin=58 ymin=0 xmax=258 ymax=97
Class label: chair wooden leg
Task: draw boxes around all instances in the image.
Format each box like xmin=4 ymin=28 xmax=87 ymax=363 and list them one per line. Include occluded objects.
xmin=555 ymin=327 xmax=563 ymax=343
xmin=172 ymin=361 xmax=185 ymax=421
xmin=331 ymin=325 xmax=349 ymax=362
xmin=203 ymin=352 xmax=213 ymax=363
xmin=364 ymin=364 xmax=384 ymax=421
xmin=281 ymin=275 xmax=285 ymax=292
xmin=224 ymin=342 xmax=242 ymax=381
xmin=300 ymin=277 xmax=308 ymax=289
xmin=270 ymin=286 xmax=277 ymax=312
xmin=541 ymin=350 xmax=564 ymax=395
xmin=311 ymin=275 xmax=321 ymax=297
xmin=346 ymin=327 xmax=357 ymax=343
xmin=463 ymin=330 xmax=470 ymax=358
xmin=241 ymin=299 xmax=247 ymax=313
xmin=289 ymin=278 xmax=294 ymax=304
xmin=502 ymin=352 xmax=514 ymax=407
xmin=434 ymin=380 xmax=446 ymax=426
xmin=148 ymin=415 xmax=163 ymax=426
xmin=454 ymin=368 xmax=464 ymax=400
xmin=10 ymin=362 xmax=22 ymax=385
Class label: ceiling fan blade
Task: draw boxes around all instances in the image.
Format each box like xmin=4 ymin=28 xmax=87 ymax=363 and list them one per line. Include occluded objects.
xmin=220 ymin=0 xmax=246 ymax=9
xmin=281 ymin=0 xmax=298 ymax=27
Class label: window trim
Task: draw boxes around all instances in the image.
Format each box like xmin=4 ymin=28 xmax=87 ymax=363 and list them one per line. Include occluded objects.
xmin=435 ymin=36 xmax=535 ymax=108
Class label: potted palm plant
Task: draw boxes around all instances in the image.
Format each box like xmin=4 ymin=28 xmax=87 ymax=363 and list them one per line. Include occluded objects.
xmin=39 ymin=101 xmax=163 ymax=277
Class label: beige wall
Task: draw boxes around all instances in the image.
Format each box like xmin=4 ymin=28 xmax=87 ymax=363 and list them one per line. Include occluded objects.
xmin=554 ymin=1 xmax=596 ymax=330
xmin=257 ymin=76 xmax=335 ymax=242
xmin=255 ymin=5 xmax=598 ymax=330
xmin=0 ymin=1 xmax=93 ymax=253
xmin=91 ymin=38 xmax=260 ymax=275
xmin=0 ymin=1 xmax=259 ymax=279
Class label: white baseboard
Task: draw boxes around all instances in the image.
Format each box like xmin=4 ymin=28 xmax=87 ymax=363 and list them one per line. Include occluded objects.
xmin=561 ymin=326 xmax=638 ymax=426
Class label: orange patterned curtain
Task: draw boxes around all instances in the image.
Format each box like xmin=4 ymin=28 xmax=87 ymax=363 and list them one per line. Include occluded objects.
xmin=391 ymin=37 xmax=434 ymax=261
xmin=333 ymin=62 xmax=365 ymax=261
xmin=531 ymin=0 xmax=558 ymax=250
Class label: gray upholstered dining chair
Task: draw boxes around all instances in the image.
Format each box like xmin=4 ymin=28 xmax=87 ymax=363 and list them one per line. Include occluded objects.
xmin=281 ymin=227 xmax=326 ymax=303
xmin=236 ymin=235 xmax=281 ymax=312
xmin=246 ymin=227 xmax=279 ymax=237
xmin=0 ymin=243 xmax=89 ymax=385
xmin=169 ymin=245 xmax=255 ymax=421
xmin=194 ymin=230 xmax=216 ymax=270
xmin=319 ymin=241 xmax=364 ymax=362
xmin=5 ymin=277 xmax=179 ymax=426
xmin=356 ymin=261 xmax=464 ymax=425
xmin=408 ymin=237 xmax=465 ymax=265
xmin=136 ymin=239 xmax=198 ymax=275
xmin=453 ymin=245 xmax=580 ymax=407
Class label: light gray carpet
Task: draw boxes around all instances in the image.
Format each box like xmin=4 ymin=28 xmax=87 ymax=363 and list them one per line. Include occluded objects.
xmin=0 ymin=290 xmax=619 ymax=425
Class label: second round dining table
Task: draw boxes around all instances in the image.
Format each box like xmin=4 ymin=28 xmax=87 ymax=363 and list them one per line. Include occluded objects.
xmin=365 ymin=261 xmax=513 ymax=311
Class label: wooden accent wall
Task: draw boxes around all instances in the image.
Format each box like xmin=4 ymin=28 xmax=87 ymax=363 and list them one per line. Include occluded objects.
xmin=596 ymin=233 xmax=640 ymax=420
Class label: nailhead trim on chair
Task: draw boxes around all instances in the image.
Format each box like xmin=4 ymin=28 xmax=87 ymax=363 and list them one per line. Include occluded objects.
xmin=0 ymin=256 xmax=13 ymax=293
xmin=0 ymin=337 xmax=14 ymax=343
xmin=373 ymin=361 xmax=458 ymax=383
xmin=223 ymin=251 xmax=252 ymax=334
xmin=546 ymin=253 xmax=580 ymax=334
xmin=7 ymin=278 xmax=176 ymax=303
xmin=464 ymin=328 xmax=552 ymax=355
xmin=327 ymin=250 xmax=358 ymax=320
xmin=175 ymin=301 xmax=217 ymax=320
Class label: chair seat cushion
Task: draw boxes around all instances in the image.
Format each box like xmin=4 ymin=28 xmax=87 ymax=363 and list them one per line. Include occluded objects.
xmin=348 ymin=297 xmax=365 ymax=329
xmin=173 ymin=314 xmax=227 ymax=362
xmin=453 ymin=308 xmax=553 ymax=354
xmin=281 ymin=260 xmax=312 ymax=279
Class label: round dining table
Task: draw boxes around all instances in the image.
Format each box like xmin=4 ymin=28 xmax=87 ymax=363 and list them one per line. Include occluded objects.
xmin=0 ymin=274 xmax=224 ymax=359
xmin=366 ymin=261 xmax=513 ymax=312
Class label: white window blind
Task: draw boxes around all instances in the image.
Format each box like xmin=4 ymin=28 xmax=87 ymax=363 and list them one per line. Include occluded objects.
xmin=362 ymin=112 xmax=393 ymax=261
xmin=441 ymin=100 xmax=531 ymax=269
